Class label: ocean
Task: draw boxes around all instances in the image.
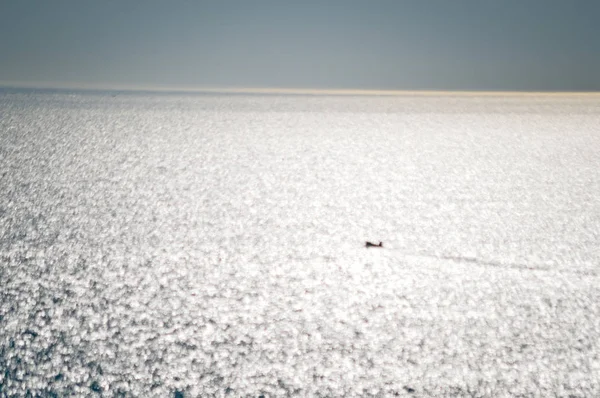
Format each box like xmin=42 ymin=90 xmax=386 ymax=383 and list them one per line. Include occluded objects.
xmin=1 ymin=89 xmax=600 ymax=396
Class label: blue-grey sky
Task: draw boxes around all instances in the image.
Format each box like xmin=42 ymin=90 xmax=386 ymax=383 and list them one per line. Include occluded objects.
xmin=1 ymin=0 xmax=599 ymax=91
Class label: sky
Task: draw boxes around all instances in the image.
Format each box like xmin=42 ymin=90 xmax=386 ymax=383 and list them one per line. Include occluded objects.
xmin=1 ymin=0 xmax=599 ymax=92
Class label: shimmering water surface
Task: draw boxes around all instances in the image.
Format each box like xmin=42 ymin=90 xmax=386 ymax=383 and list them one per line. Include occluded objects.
xmin=1 ymin=90 xmax=600 ymax=396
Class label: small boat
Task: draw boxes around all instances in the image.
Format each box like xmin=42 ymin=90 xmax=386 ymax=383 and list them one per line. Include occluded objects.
xmin=365 ymin=241 xmax=383 ymax=248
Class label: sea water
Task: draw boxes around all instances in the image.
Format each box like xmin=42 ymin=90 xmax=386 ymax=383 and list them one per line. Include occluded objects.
xmin=1 ymin=89 xmax=600 ymax=396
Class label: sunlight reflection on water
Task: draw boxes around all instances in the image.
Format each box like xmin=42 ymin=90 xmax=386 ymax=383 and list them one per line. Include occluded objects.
xmin=1 ymin=91 xmax=600 ymax=396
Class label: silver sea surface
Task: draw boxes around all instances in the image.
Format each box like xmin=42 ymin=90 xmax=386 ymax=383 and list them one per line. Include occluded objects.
xmin=1 ymin=90 xmax=600 ymax=397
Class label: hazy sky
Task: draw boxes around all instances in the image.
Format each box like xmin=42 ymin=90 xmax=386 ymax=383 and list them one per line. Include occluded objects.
xmin=1 ymin=0 xmax=599 ymax=91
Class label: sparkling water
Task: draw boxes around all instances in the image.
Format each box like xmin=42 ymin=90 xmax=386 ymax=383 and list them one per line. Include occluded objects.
xmin=1 ymin=89 xmax=600 ymax=396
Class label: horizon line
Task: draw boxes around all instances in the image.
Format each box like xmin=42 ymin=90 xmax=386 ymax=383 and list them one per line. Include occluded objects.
xmin=2 ymin=80 xmax=600 ymax=97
